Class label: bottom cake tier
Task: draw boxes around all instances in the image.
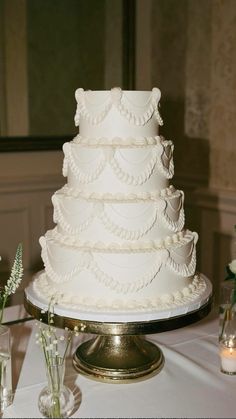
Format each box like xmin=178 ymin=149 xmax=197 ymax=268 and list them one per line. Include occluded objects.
xmin=28 ymin=272 xmax=211 ymax=323
xmin=29 ymin=228 xmax=212 ymax=322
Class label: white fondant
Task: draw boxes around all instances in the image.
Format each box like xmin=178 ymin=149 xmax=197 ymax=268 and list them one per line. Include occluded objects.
xmin=39 ymin=229 xmax=197 ymax=299
xmin=31 ymin=271 xmax=210 ymax=318
xmin=52 ymin=188 xmax=185 ymax=242
xmin=74 ymin=89 xmax=163 ymax=138
xmin=63 ymin=142 xmax=173 ymax=193
xmin=31 ymin=87 xmax=211 ymax=318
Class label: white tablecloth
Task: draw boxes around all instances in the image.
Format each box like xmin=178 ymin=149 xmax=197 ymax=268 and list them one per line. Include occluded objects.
xmin=2 ymin=306 xmax=236 ymax=418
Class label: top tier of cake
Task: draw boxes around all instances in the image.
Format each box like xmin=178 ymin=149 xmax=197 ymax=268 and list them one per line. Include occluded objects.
xmin=74 ymin=87 xmax=163 ymax=138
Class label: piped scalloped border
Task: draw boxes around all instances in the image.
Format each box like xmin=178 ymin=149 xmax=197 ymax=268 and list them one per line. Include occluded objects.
xmin=33 ymin=272 xmax=206 ymax=312
xmin=74 ymin=87 xmax=163 ymax=127
xmin=46 ymin=227 xmax=187 ymax=252
xmin=39 ymin=231 xmax=197 ymax=292
xmin=58 ymin=184 xmax=177 ymax=202
xmin=52 ymin=190 xmax=185 ymax=239
xmin=62 ymin=140 xmax=174 ymax=184
xmin=73 ymin=134 xmax=165 ymax=147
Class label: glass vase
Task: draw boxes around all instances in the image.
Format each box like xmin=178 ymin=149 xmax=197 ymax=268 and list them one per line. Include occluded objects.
xmin=0 ymin=325 xmax=13 ymax=412
xmin=38 ymin=357 xmax=74 ymax=418
xmin=219 ymin=280 xmax=236 ymax=374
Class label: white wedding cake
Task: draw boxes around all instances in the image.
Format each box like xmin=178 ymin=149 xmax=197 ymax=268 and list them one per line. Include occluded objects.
xmin=30 ymin=88 xmax=211 ymax=321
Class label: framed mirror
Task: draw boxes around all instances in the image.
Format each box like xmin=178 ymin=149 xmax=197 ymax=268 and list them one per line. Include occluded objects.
xmin=0 ymin=0 xmax=135 ymax=152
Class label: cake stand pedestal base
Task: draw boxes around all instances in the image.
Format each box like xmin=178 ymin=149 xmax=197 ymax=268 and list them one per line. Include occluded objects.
xmin=73 ymin=335 xmax=164 ymax=383
xmin=24 ymin=275 xmax=212 ymax=383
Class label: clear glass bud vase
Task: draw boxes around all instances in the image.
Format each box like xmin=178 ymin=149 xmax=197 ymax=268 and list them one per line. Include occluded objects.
xmin=219 ymin=280 xmax=236 ymax=374
xmin=0 ymin=325 xmax=13 ymax=413
xmin=38 ymin=357 xmax=74 ymax=418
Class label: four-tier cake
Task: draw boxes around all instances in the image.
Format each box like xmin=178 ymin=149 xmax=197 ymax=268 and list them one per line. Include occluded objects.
xmin=30 ymin=88 xmax=211 ymax=321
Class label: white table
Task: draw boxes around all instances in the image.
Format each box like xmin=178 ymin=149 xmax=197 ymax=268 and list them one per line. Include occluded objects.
xmin=2 ymin=305 xmax=236 ymax=418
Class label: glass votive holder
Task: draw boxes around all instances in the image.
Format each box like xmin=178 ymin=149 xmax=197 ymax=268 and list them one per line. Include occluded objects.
xmin=219 ymin=338 xmax=236 ymax=375
xmin=219 ymin=280 xmax=236 ymax=340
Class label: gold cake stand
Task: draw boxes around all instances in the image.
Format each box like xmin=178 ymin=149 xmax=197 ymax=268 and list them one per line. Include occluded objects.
xmin=24 ymin=283 xmax=212 ymax=384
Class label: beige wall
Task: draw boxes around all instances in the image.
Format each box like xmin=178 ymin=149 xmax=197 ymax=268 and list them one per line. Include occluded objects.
xmin=136 ymin=0 xmax=236 ymax=300
xmin=136 ymin=0 xmax=236 ymax=192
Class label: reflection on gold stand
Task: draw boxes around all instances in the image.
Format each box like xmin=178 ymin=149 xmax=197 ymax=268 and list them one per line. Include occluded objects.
xmin=73 ymin=335 xmax=164 ymax=383
xmin=24 ymin=293 xmax=212 ymax=383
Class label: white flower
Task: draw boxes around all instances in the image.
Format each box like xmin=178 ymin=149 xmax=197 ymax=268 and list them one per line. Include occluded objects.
xmin=3 ymin=244 xmax=23 ymax=297
xmin=229 ymin=259 xmax=236 ymax=274
xmin=0 ymin=244 xmax=24 ymax=324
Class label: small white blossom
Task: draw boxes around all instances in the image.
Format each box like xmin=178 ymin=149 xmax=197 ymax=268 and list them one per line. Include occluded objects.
xmin=35 ymin=299 xmax=73 ymax=380
xmin=0 ymin=244 xmax=23 ymax=324
xmin=3 ymin=244 xmax=23 ymax=298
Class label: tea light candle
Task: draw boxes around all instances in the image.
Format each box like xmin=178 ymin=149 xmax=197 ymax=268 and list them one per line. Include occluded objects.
xmin=220 ymin=340 xmax=236 ymax=374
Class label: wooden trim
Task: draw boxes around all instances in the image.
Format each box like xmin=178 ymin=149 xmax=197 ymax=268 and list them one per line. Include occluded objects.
xmin=0 ymin=135 xmax=72 ymax=152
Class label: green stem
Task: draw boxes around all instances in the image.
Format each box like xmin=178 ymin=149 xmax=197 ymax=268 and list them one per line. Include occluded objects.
xmin=62 ymin=333 xmax=72 ymax=364
xmin=48 ymin=363 xmax=62 ymax=418
xmin=0 ymin=360 xmax=2 ymax=387
xmin=0 ymin=295 xmax=8 ymax=325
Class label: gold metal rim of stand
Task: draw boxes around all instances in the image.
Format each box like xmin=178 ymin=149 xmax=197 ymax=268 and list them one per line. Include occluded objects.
xmin=24 ymin=293 xmax=212 ymax=336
